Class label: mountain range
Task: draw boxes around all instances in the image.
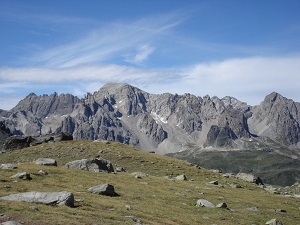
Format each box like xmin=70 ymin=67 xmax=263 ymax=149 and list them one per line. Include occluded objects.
xmin=1 ymin=83 xmax=299 ymax=185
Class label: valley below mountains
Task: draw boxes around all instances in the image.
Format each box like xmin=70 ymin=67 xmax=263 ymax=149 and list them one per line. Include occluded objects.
xmin=1 ymin=83 xmax=300 ymax=186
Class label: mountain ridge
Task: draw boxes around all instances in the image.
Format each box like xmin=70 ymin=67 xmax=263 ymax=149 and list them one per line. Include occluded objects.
xmin=1 ymin=83 xmax=300 ymax=185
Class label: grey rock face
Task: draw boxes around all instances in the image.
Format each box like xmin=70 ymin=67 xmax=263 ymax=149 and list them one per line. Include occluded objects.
xmin=65 ymin=158 xmax=114 ymax=172
xmin=35 ymin=158 xmax=57 ymax=166
xmin=204 ymin=125 xmax=237 ymax=148
xmin=0 ymin=191 xmax=74 ymax=207
xmin=87 ymin=184 xmax=118 ymax=196
xmin=249 ymin=92 xmax=300 ymax=145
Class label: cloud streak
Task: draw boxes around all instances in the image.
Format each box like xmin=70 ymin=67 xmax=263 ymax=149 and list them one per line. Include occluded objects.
xmin=24 ymin=12 xmax=186 ymax=68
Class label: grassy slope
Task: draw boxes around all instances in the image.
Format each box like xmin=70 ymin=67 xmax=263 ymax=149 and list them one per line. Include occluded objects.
xmin=0 ymin=140 xmax=299 ymax=225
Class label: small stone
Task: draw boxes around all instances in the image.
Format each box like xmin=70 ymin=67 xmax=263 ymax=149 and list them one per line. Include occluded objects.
xmin=1 ymin=221 xmax=23 ymax=225
xmin=209 ymin=181 xmax=218 ymax=185
xmin=265 ymin=218 xmax=283 ymax=225
xmin=35 ymin=158 xmax=57 ymax=166
xmin=272 ymin=209 xmax=287 ymax=213
xmin=125 ymin=204 xmax=131 ymax=210
xmin=216 ymin=202 xmax=228 ymax=208
xmin=10 ymin=172 xmax=31 ymax=180
xmin=230 ymin=184 xmax=242 ymax=188
xmin=29 ymin=206 xmax=39 ymax=211
xmin=175 ymin=174 xmax=187 ymax=181
xmin=37 ymin=170 xmax=48 ymax=175
xmin=116 ymin=167 xmax=126 ymax=172
xmin=0 ymin=164 xmax=17 ymax=170
xmin=4 ymin=185 xmax=12 ymax=188
xmin=196 ymin=199 xmax=215 ymax=208
xmin=247 ymin=207 xmax=259 ymax=211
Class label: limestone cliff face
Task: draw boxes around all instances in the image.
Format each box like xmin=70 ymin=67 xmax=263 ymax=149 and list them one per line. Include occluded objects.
xmin=1 ymin=83 xmax=300 ymax=153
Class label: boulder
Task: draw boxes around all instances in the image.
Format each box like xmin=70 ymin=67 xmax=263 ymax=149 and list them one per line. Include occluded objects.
xmin=196 ymin=199 xmax=215 ymax=208
xmin=265 ymin=218 xmax=284 ymax=225
xmin=10 ymin=172 xmax=31 ymax=180
xmin=0 ymin=191 xmax=74 ymax=207
xmin=35 ymin=158 xmax=57 ymax=166
xmin=0 ymin=164 xmax=17 ymax=170
xmin=65 ymin=157 xmax=114 ymax=172
xmin=87 ymin=184 xmax=118 ymax=196
xmin=2 ymin=136 xmax=32 ymax=152
xmin=236 ymin=173 xmax=264 ymax=185
xmin=1 ymin=221 xmax=23 ymax=225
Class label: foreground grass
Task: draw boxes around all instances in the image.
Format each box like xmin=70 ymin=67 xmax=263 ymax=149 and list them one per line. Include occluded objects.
xmin=0 ymin=140 xmax=299 ymax=224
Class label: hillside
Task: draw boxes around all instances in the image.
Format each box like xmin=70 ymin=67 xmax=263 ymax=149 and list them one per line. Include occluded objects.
xmin=0 ymin=140 xmax=299 ymax=225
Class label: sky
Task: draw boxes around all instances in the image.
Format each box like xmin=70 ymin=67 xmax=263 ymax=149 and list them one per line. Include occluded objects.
xmin=1 ymin=0 xmax=300 ymax=110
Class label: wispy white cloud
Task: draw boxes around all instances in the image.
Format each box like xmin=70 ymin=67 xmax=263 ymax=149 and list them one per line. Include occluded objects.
xmin=0 ymin=65 xmax=184 ymax=84
xmin=125 ymin=44 xmax=155 ymax=64
xmin=24 ymin=12 xmax=186 ymax=68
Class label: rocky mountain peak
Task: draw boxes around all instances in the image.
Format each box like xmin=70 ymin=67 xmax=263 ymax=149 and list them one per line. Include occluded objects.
xmin=1 ymin=83 xmax=300 ymax=152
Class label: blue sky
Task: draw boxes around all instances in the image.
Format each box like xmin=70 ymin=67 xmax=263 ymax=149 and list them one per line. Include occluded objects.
xmin=1 ymin=0 xmax=300 ymax=110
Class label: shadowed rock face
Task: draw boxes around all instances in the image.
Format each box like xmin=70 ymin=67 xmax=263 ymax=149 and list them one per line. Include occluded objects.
xmin=1 ymin=83 xmax=300 ymax=154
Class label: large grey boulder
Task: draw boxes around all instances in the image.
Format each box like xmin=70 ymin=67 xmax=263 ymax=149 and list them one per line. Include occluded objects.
xmin=87 ymin=184 xmax=118 ymax=196
xmin=0 ymin=164 xmax=17 ymax=170
xmin=0 ymin=191 xmax=74 ymax=207
xmin=65 ymin=158 xmax=114 ymax=172
xmin=196 ymin=199 xmax=215 ymax=208
xmin=236 ymin=173 xmax=264 ymax=185
xmin=35 ymin=158 xmax=57 ymax=166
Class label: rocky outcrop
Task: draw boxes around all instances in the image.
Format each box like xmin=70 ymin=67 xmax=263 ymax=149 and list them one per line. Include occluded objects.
xmin=65 ymin=158 xmax=114 ymax=172
xmin=1 ymin=132 xmax=72 ymax=153
xmin=0 ymin=191 xmax=74 ymax=207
